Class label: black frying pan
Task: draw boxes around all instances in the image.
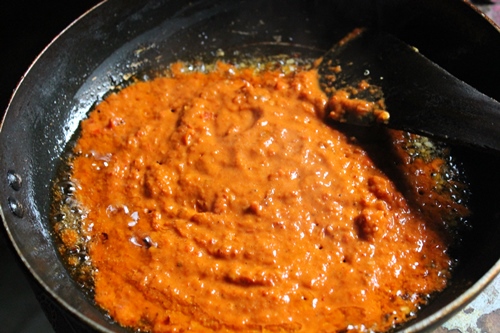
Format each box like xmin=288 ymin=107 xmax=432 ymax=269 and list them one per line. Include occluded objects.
xmin=1 ymin=0 xmax=500 ymax=332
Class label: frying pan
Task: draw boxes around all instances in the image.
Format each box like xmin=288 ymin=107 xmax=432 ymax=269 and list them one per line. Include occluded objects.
xmin=1 ymin=0 xmax=500 ymax=332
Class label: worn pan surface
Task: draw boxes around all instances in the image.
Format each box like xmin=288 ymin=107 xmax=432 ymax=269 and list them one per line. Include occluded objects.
xmin=1 ymin=0 xmax=500 ymax=332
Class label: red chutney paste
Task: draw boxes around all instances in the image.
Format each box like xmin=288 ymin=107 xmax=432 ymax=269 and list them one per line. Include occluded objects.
xmin=69 ymin=62 xmax=453 ymax=332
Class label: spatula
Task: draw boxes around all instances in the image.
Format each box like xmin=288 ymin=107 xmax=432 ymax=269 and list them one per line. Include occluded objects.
xmin=317 ymin=28 xmax=500 ymax=152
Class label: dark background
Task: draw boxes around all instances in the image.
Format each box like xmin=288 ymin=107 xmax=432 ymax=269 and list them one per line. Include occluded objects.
xmin=0 ymin=1 xmax=100 ymax=332
xmin=0 ymin=0 xmax=101 ymax=114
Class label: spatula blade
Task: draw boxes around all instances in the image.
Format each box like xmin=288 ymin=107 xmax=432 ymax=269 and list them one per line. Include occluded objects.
xmin=318 ymin=29 xmax=500 ymax=152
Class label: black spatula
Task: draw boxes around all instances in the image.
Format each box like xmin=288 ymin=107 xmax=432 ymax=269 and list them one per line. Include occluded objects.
xmin=317 ymin=29 xmax=500 ymax=152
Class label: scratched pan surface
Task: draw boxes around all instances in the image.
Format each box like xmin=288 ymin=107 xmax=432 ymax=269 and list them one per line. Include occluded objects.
xmin=1 ymin=0 xmax=500 ymax=332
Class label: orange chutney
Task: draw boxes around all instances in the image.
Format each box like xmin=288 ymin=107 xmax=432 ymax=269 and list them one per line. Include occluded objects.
xmin=68 ymin=62 xmax=453 ymax=332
